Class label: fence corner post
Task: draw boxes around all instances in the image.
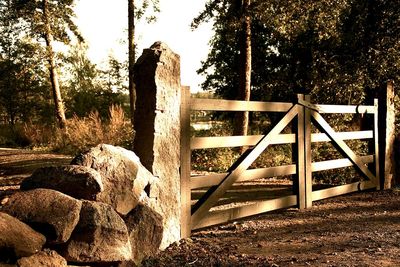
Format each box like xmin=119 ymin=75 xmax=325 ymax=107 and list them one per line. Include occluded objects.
xmin=180 ymin=86 xmax=191 ymax=238
xmin=378 ymin=80 xmax=396 ymax=189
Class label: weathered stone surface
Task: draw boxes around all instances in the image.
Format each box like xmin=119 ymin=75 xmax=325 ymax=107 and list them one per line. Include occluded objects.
xmin=0 ymin=212 xmax=46 ymax=262
xmin=60 ymin=201 xmax=132 ymax=263
xmin=17 ymin=249 xmax=67 ymax=267
xmin=71 ymin=144 xmax=155 ymax=215
xmin=124 ymin=204 xmax=163 ymax=265
xmin=20 ymin=165 xmax=103 ymax=200
xmin=133 ymin=42 xmax=181 ymax=248
xmin=1 ymin=189 xmax=81 ymax=244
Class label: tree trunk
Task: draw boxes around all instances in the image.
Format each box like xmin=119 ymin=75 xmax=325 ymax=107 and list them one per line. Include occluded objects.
xmin=43 ymin=0 xmax=66 ymax=129
xmin=233 ymin=0 xmax=251 ymax=141
xmin=128 ymin=0 xmax=136 ymax=129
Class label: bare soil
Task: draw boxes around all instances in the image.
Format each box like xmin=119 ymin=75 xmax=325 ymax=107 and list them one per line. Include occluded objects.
xmin=1 ymin=148 xmax=399 ymax=267
xmin=142 ymin=189 xmax=400 ymax=267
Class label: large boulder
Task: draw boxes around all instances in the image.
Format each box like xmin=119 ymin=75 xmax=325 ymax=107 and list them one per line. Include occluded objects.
xmin=59 ymin=201 xmax=132 ymax=263
xmin=71 ymin=144 xmax=155 ymax=215
xmin=124 ymin=204 xmax=163 ymax=265
xmin=17 ymin=249 xmax=67 ymax=267
xmin=1 ymin=189 xmax=81 ymax=244
xmin=0 ymin=212 xmax=46 ymax=262
xmin=20 ymin=165 xmax=103 ymax=200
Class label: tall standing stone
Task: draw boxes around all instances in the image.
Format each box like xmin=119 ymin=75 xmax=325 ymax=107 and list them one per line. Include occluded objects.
xmin=133 ymin=42 xmax=181 ymax=249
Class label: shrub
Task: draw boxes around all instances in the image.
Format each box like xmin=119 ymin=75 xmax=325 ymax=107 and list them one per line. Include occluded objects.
xmin=53 ymin=105 xmax=133 ymax=154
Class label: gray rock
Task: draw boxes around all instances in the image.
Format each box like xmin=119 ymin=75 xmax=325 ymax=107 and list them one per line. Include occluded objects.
xmin=1 ymin=189 xmax=81 ymax=244
xmin=0 ymin=212 xmax=46 ymax=261
xmin=124 ymin=204 xmax=163 ymax=265
xmin=60 ymin=201 xmax=132 ymax=263
xmin=71 ymin=144 xmax=155 ymax=215
xmin=20 ymin=165 xmax=103 ymax=200
xmin=17 ymin=249 xmax=67 ymax=267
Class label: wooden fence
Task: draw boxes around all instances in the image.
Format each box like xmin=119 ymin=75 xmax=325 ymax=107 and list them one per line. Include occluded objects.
xmin=180 ymin=89 xmax=380 ymax=237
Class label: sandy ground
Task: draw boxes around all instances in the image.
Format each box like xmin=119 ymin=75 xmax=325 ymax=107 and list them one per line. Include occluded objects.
xmin=143 ymin=190 xmax=400 ymax=267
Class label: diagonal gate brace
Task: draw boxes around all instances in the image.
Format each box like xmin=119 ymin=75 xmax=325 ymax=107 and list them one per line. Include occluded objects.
xmin=191 ymin=105 xmax=299 ymax=228
xmin=311 ymin=110 xmax=378 ymax=185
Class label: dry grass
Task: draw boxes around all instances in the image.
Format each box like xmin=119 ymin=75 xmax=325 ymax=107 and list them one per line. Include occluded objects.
xmin=21 ymin=105 xmax=133 ymax=155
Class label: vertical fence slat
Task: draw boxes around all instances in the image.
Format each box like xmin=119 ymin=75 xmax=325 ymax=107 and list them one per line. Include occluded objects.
xmin=296 ymin=94 xmax=306 ymax=209
xmin=180 ymin=86 xmax=191 ymax=237
xmin=374 ymin=98 xmax=380 ymax=190
xmin=304 ymin=95 xmax=313 ymax=208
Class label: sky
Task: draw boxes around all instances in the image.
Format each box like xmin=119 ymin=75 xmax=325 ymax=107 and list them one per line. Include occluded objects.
xmin=74 ymin=0 xmax=213 ymax=92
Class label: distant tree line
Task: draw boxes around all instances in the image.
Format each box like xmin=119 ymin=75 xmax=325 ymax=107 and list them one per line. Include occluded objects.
xmin=194 ymin=0 xmax=400 ymax=105
xmin=1 ymin=0 xmax=399 ymax=147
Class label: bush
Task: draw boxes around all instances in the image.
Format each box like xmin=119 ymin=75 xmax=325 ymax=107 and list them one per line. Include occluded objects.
xmin=0 ymin=124 xmax=33 ymax=147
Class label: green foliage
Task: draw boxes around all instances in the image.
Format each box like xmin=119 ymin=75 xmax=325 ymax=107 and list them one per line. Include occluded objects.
xmin=12 ymin=0 xmax=83 ymax=43
xmin=134 ymin=0 xmax=160 ymax=23
xmin=0 ymin=0 xmax=53 ymax=126
xmin=191 ymin=1 xmax=399 ymax=185
xmin=62 ymin=44 xmax=129 ymax=119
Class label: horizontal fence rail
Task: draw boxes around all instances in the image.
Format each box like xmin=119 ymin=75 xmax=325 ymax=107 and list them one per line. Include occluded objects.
xmin=191 ymin=131 xmax=373 ymax=149
xmin=191 ymin=98 xmax=293 ymax=112
xmin=180 ymin=91 xmax=379 ymax=237
xmin=191 ymin=155 xmax=374 ymax=189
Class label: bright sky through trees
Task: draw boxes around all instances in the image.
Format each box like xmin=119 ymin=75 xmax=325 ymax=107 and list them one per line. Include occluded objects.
xmin=74 ymin=0 xmax=212 ymax=92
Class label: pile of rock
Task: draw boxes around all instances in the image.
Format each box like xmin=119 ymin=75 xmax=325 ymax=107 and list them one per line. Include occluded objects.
xmin=0 ymin=144 xmax=165 ymax=267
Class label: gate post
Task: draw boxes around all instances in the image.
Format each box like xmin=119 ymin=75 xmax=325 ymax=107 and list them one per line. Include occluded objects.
xmin=378 ymin=80 xmax=395 ymax=189
xmin=304 ymin=95 xmax=312 ymax=207
xmin=296 ymin=94 xmax=306 ymax=209
xmin=295 ymin=94 xmax=312 ymax=209
xmin=133 ymin=42 xmax=182 ymax=248
xmin=180 ymin=86 xmax=191 ymax=237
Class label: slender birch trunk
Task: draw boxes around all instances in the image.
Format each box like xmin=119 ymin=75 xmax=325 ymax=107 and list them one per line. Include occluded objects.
xmin=43 ymin=0 xmax=66 ymax=129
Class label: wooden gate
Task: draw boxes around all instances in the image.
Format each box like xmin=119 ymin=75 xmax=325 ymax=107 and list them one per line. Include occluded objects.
xmin=180 ymin=89 xmax=379 ymax=237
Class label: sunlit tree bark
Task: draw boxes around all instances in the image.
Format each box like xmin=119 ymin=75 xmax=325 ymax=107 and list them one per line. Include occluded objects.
xmin=43 ymin=0 xmax=66 ymax=129
xmin=233 ymin=0 xmax=251 ymax=139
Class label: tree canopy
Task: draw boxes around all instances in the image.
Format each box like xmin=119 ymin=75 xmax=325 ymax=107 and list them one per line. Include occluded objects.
xmin=195 ymin=0 xmax=400 ymax=104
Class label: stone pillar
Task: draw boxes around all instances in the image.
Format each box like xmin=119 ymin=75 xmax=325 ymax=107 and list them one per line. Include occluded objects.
xmin=133 ymin=42 xmax=181 ymax=249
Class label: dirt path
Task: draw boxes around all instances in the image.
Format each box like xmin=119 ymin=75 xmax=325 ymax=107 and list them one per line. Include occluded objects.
xmin=144 ymin=189 xmax=400 ymax=267
xmin=0 ymin=148 xmax=71 ymax=179
xmin=0 ymin=148 xmax=72 ymax=197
